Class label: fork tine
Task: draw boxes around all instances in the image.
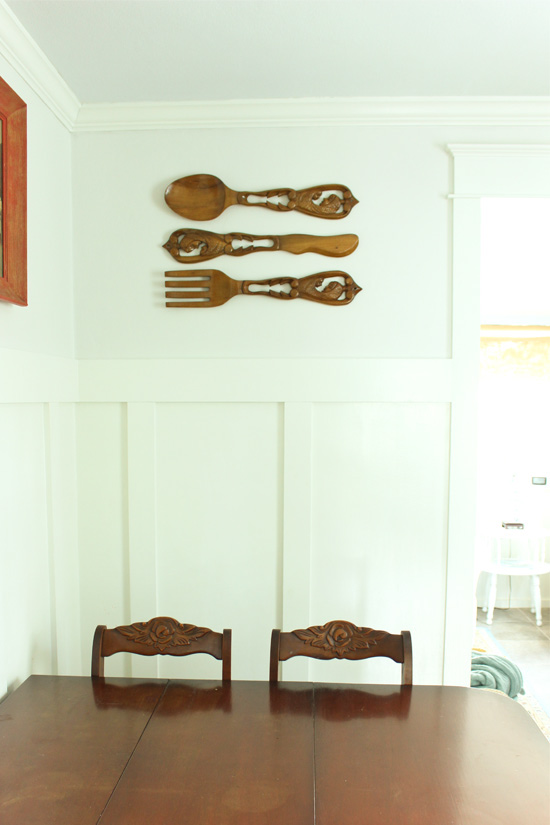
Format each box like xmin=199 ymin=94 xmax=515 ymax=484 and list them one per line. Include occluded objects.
xmin=165 ymin=290 xmax=211 ymax=300
xmin=164 ymin=276 xmax=212 ymax=283
xmin=164 ymin=269 xmax=235 ymax=308
xmin=166 ymin=301 xmax=211 ymax=308
xmin=164 ymin=280 xmax=210 ymax=289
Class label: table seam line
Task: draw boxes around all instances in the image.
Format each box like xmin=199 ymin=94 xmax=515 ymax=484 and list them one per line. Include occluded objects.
xmin=94 ymin=679 xmax=171 ymax=825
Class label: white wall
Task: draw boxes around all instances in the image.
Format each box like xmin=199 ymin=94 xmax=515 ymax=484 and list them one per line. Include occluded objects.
xmin=72 ymin=126 xmax=451 ymax=360
xmin=307 ymin=402 xmax=450 ymax=685
xmin=70 ymin=122 xmax=549 ymax=685
xmin=2 ymin=19 xmax=550 ymax=690
xmin=0 ymin=63 xmax=74 ymax=356
xmin=70 ymin=124 xmax=453 ymax=684
xmin=0 ymin=55 xmax=78 ymax=696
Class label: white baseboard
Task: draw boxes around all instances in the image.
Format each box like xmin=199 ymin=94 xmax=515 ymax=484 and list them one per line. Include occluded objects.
xmin=481 ymin=598 xmax=550 ymax=610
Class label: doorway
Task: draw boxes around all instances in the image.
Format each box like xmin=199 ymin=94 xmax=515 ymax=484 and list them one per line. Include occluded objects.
xmin=474 ymin=197 xmax=550 ymax=729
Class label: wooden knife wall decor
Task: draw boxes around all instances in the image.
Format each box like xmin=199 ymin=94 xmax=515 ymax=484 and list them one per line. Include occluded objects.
xmin=163 ymin=229 xmax=359 ymax=263
xmin=165 ymin=174 xmax=359 ymax=221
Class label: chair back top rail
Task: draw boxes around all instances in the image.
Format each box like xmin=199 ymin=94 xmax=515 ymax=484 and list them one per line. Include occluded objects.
xmin=91 ymin=616 xmax=231 ymax=680
xmin=270 ymin=620 xmax=412 ymax=685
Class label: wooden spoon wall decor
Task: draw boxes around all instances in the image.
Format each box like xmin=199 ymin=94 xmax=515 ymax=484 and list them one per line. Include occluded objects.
xmin=165 ymin=174 xmax=359 ymax=221
xmin=163 ymin=229 xmax=359 ymax=263
xmin=165 ymin=270 xmax=362 ymax=307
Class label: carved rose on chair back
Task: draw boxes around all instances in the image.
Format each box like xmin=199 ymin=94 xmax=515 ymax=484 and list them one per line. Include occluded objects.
xmin=293 ymin=620 xmax=389 ymax=657
xmin=117 ymin=617 xmax=210 ymax=652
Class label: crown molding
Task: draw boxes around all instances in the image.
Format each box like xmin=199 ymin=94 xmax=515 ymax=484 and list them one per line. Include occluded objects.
xmin=0 ymin=0 xmax=79 ymax=130
xmin=449 ymin=144 xmax=550 ymax=157
xmin=74 ymin=97 xmax=550 ymax=132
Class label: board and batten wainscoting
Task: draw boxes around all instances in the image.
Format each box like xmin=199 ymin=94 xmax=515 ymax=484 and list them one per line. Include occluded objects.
xmin=1 ymin=13 xmax=549 ymax=696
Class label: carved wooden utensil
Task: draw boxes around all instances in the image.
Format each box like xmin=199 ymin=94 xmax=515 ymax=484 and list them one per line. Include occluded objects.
xmin=165 ymin=173 xmax=359 ymax=221
xmin=165 ymin=270 xmax=362 ymax=307
xmin=163 ymin=229 xmax=358 ymax=263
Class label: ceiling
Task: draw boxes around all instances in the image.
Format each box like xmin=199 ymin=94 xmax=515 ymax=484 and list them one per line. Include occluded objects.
xmin=5 ymin=0 xmax=550 ymax=104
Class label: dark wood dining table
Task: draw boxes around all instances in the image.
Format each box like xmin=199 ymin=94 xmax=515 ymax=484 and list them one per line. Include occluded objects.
xmin=0 ymin=675 xmax=548 ymax=824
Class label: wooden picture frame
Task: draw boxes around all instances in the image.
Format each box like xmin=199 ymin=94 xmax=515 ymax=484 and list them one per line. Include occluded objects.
xmin=0 ymin=76 xmax=27 ymax=306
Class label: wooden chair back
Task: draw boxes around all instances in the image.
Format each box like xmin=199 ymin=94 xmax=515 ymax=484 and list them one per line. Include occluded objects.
xmin=270 ymin=620 xmax=412 ymax=684
xmin=91 ymin=616 xmax=231 ymax=680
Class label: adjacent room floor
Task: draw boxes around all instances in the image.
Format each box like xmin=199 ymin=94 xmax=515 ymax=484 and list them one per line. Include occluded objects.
xmin=476 ymin=606 xmax=550 ymax=713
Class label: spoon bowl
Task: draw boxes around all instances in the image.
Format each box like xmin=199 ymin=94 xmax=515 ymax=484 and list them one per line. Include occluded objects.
xmin=165 ymin=174 xmax=231 ymax=221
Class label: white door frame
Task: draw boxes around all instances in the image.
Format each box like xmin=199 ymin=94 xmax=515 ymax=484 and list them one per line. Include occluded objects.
xmin=444 ymin=145 xmax=550 ymax=684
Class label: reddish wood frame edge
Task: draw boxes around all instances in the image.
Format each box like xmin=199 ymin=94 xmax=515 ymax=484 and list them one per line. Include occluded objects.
xmin=0 ymin=76 xmax=27 ymax=306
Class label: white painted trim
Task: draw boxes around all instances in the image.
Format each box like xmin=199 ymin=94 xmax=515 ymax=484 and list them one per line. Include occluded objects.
xmin=449 ymin=143 xmax=550 ymax=197
xmin=43 ymin=404 xmax=59 ymax=675
xmin=445 ymin=145 xmax=550 ymax=685
xmin=0 ymin=353 xmax=451 ymax=404
xmin=444 ymin=198 xmax=482 ymax=686
xmin=74 ymin=97 xmax=550 ymax=132
xmin=126 ymin=403 xmax=159 ymax=678
xmin=77 ymin=359 xmax=452 ymax=403
xmin=449 ymin=194 xmax=550 ymax=199
xmin=0 ymin=349 xmax=78 ymax=403
xmin=281 ymin=403 xmax=312 ymax=683
xmin=449 ymin=144 xmax=550 ymax=158
xmin=0 ymin=0 xmax=79 ymax=130
xmin=43 ymin=403 xmax=81 ymax=675
xmin=0 ymin=0 xmax=549 ymax=133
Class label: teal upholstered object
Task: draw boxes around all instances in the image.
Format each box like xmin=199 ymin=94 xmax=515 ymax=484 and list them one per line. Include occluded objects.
xmin=470 ymin=653 xmax=525 ymax=699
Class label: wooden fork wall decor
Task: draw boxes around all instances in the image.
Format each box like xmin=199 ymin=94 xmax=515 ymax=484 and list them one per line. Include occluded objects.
xmin=165 ymin=270 xmax=362 ymax=308
xmin=163 ymin=229 xmax=359 ymax=263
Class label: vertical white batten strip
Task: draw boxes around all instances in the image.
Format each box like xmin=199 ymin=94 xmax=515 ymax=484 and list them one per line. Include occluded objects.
xmin=126 ymin=402 xmax=159 ymax=677
xmin=444 ymin=199 xmax=482 ymax=685
xmin=43 ymin=403 xmax=81 ymax=675
xmin=281 ymin=402 xmax=313 ymax=682
xmin=43 ymin=404 xmax=58 ymax=675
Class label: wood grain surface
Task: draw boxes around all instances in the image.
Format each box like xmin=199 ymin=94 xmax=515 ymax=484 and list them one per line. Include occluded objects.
xmin=0 ymin=676 xmax=167 ymax=825
xmin=1 ymin=677 xmax=548 ymax=825
xmin=314 ymin=684 xmax=550 ymax=825
xmin=164 ymin=174 xmax=359 ymax=221
xmin=99 ymin=680 xmax=314 ymax=825
xmin=163 ymin=229 xmax=359 ymax=263
xmin=165 ymin=270 xmax=362 ymax=307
